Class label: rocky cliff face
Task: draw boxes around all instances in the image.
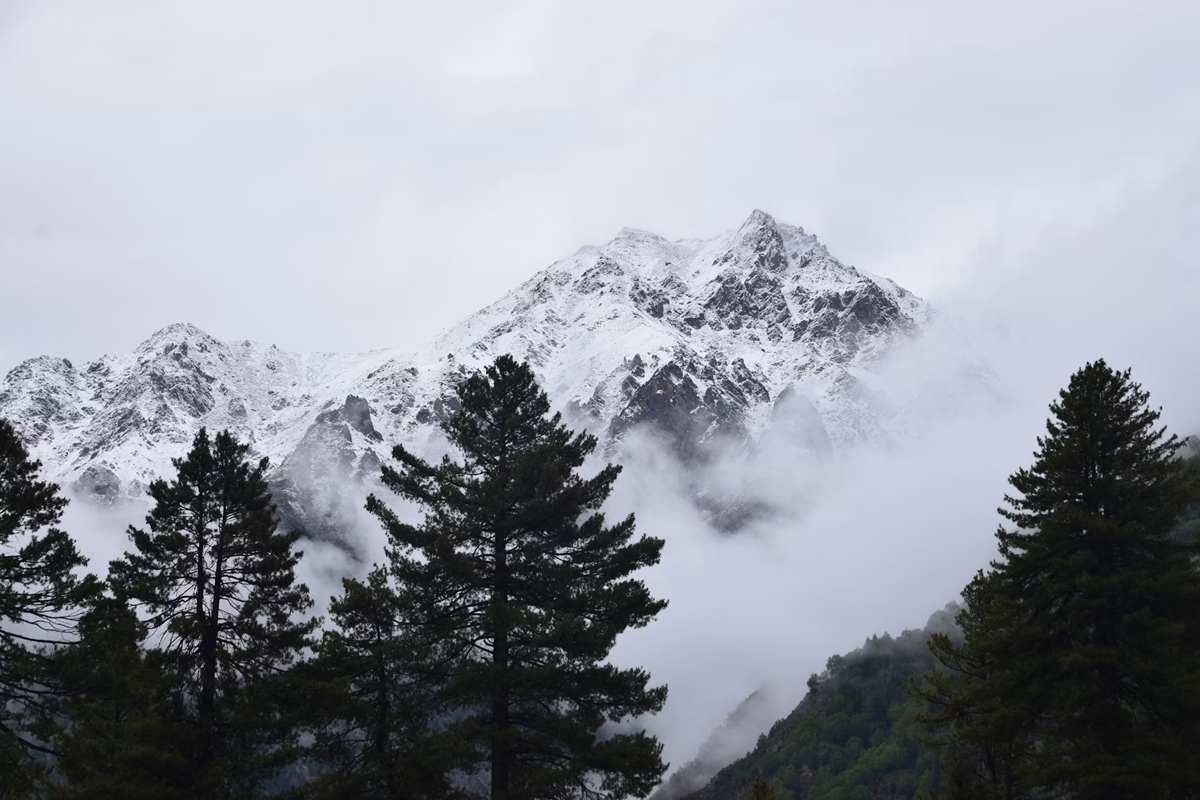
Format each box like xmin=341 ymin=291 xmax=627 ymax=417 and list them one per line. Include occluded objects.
xmin=0 ymin=210 xmax=933 ymax=545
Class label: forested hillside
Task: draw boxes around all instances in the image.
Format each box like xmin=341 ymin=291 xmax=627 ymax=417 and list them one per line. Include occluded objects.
xmin=684 ymin=423 xmax=1200 ymax=800
xmin=685 ymin=607 xmax=959 ymax=800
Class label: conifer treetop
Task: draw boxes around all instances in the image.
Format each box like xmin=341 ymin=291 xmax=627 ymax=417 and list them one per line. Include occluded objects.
xmin=367 ymin=355 xmax=668 ymax=800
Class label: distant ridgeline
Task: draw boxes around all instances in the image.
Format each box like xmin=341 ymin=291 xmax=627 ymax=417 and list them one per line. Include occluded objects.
xmin=677 ymin=607 xmax=960 ymax=800
xmin=0 ymin=210 xmax=943 ymax=544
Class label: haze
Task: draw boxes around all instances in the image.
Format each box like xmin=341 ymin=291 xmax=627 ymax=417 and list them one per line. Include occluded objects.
xmin=2 ymin=1 xmax=1198 ymax=372
xmin=4 ymin=0 xmax=1200 ymax=779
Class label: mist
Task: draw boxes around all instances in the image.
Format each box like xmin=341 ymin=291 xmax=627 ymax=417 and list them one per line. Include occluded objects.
xmin=600 ymin=162 xmax=1200 ymax=772
xmin=4 ymin=1 xmax=1199 ymax=380
xmin=45 ymin=158 xmax=1200 ymax=782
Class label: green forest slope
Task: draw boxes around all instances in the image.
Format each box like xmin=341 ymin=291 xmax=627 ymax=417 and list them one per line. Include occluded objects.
xmin=686 ymin=607 xmax=959 ymax=800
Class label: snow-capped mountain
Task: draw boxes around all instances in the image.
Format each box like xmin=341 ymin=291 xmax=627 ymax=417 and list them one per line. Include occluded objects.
xmin=0 ymin=210 xmax=932 ymax=541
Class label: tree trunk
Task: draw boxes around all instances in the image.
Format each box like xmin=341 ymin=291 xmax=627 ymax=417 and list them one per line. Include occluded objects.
xmin=198 ymin=521 xmax=224 ymax=772
xmin=374 ymin=623 xmax=390 ymax=778
xmin=491 ymin=519 xmax=511 ymax=800
xmin=194 ymin=508 xmax=207 ymax=664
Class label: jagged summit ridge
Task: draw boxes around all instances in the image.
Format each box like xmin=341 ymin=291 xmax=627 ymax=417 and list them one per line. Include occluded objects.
xmin=0 ymin=211 xmax=932 ymax=539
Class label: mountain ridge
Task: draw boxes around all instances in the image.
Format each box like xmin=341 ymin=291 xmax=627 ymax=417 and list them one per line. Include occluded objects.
xmin=1 ymin=210 xmax=934 ymax=542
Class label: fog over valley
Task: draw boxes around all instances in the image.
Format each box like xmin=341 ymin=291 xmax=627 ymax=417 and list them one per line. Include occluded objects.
xmin=26 ymin=174 xmax=1200 ymax=776
xmin=2 ymin=3 xmax=1198 ymax=797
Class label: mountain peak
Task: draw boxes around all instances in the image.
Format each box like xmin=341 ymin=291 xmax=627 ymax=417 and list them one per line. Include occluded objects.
xmin=711 ymin=209 xmax=788 ymax=274
xmin=609 ymin=226 xmax=674 ymax=252
xmin=599 ymin=227 xmax=681 ymax=269
xmin=738 ymin=208 xmax=778 ymax=234
xmin=146 ymin=322 xmax=215 ymax=342
xmin=136 ymin=323 xmax=224 ymax=360
xmin=4 ymin=354 xmax=78 ymax=384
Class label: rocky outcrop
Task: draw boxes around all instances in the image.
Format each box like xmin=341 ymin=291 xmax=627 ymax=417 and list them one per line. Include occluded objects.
xmin=272 ymin=395 xmax=386 ymax=544
xmin=611 ymin=362 xmax=720 ymax=463
xmin=609 ymin=355 xmax=772 ymax=464
xmin=0 ymin=357 xmax=86 ymax=447
xmin=698 ymin=269 xmax=792 ymax=336
xmin=766 ymin=386 xmax=833 ymax=456
xmin=317 ymin=395 xmax=382 ymax=443
xmin=71 ymin=464 xmax=122 ymax=504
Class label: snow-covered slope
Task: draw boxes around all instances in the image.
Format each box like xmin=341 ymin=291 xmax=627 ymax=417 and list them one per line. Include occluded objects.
xmin=0 ymin=210 xmax=932 ymax=541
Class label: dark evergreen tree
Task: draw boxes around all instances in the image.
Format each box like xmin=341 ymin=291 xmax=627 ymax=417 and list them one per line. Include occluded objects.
xmin=914 ymin=360 xmax=1200 ymax=800
xmin=109 ymin=428 xmax=318 ymax=797
xmin=367 ymin=354 xmax=668 ymax=800
xmin=0 ymin=418 xmax=89 ymax=797
xmin=36 ymin=593 xmax=196 ymax=800
xmin=304 ymin=565 xmax=460 ymax=799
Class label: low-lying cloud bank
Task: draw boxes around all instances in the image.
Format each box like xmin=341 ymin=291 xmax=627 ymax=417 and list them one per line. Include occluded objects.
xmin=55 ymin=158 xmax=1200 ymax=782
xmin=604 ymin=161 xmax=1200 ymax=772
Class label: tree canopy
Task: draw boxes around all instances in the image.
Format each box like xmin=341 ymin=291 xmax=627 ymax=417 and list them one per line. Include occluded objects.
xmin=108 ymin=428 xmax=317 ymax=796
xmin=915 ymin=360 xmax=1200 ymax=800
xmin=0 ymin=418 xmax=89 ymax=795
xmin=366 ymin=354 xmax=668 ymax=800
xmin=303 ymin=564 xmax=458 ymax=799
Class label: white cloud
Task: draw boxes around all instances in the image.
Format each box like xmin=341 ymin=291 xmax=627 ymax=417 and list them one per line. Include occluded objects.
xmin=4 ymin=0 xmax=1200 ymax=777
xmin=2 ymin=1 xmax=1198 ymax=373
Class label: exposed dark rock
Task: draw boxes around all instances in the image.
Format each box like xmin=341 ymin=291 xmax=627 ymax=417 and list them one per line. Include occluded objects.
xmin=72 ymin=464 xmax=121 ymax=504
xmin=430 ymin=395 xmax=461 ymax=423
xmin=610 ymin=360 xmax=752 ymax=463
xmin=630 ymin=276 xmax=673 ymax=319
xmin=270 ymin=393 xmax=393 ymax=548
xmin=314 ymin=395 xmax=383 ymax=441
xmin=796 ymin=281 xmax=913 ymax=362
xmin=714 ymin=209 xmax=788 ymax=274
xmin=632 ymin=357 xmax=650 ymax=379
xmin=730 ymin=358 xmax=770 ymax=405
xmin=702 ymin=268 xmax=792 ymax=332
xmin=766 ymin=386 xmax=833 ymax=455
xmin=77 ymin=406 xmax=145 ymax=457
xmin=356 ymin=449 xmax=382 ymax=478
xmin=695 ymin=492 xmax=774 ymax=534
xmin=0 ymin=357 xmax=85 ymax=446
xmin=610 ymin=361 xmax=711 ymax=462
xmin=584 ymin=356 xmax=654 ymax=418
xmin=227 ymin=397 xmax=249 ymax=420
xmin=574 ymin=256 xmax=625 ymax=294
xmin=144 ymin=361 xmax=217 ymax=418
xmin=272 ymin=415 xmax=359 ymax=548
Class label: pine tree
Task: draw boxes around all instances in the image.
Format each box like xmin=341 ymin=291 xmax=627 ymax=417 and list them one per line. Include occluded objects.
xmin=0 ymin=418 xmax=90 ymax=796
xmin=304 ymin=565 xmax=460 ymax=799
xmin=915 ymin=360 xmax=1200 ymax=800
xmin=367 ymin=354 xmax=668 ymax=800
xmin=36 ymin=593 xmax=196 ymax=800
xmin=109 ymin=428 xmax=318 ymax=796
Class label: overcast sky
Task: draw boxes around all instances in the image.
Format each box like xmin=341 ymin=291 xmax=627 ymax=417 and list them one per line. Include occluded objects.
xmin=2 ymin=1 xmax=1198 ymax=376
xmin=8 ymin=2 xmax=1200 ymax=773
